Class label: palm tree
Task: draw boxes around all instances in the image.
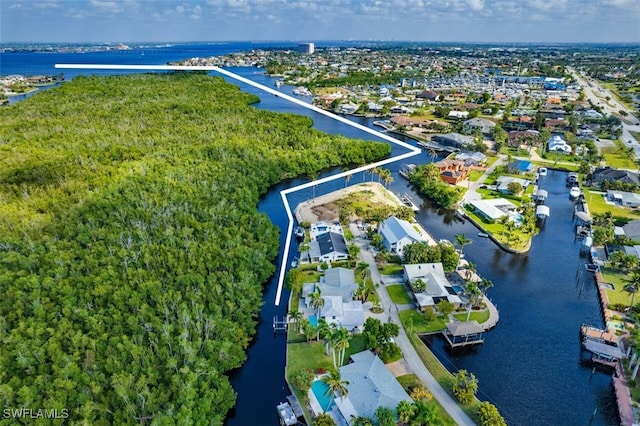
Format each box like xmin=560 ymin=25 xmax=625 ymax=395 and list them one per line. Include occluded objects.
xmin=625 ymin=268 xmax=640 ymax=310
xmin=321 ymin=368 xmax=349 ymax=404
xmin=288 ymin=310 xmax=302 ymax=333
xmin=343 ymin=167 xmax=352 ymax=188
xmin=310 ymin=288 xmax=325 ymax=321
xmin=497 ymin=215 xmax=511 ymax=238
xmin=355 ymin=261 xmax=370 ymax=281
xmin=347 ymin=243 xmax=361 ymax=259
xmin=396 ymin=400 xmax=415 ymax=425
xmin=317 ymin=318 xmax=331 ymax=349
xmin=379 ymin=168 xmax=393 ymax=187
xmin=479 ymin=277 xmax=494 ymax=296
xmin=455 ymin=233 xmax=472 ymax=257
xmin=330 ymin=326 xmax=350 ymax=367
xmin=428 ymin=147 xmax=438 ymax=162
xmin=308 ymin=171 xmax=318 ymax=201
xmin=463 ymin=261 xmax=476 ymax=280
xmin=464 ymin=281 xmax=482 ymax=322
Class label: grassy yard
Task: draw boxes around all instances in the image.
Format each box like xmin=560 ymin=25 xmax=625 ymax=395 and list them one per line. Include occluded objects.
xmin=631 ymin=131 xmax=640 ymax=144
xmin=386 ymin=284 xmax=413 ymax=304
xmin=601 ymin=139 xmax=637 ymax=169
xmin=452 ymin=310 xmax=491 ymax=323
xmin=378 ymin=264 xmax=404 ymax=275
xmin=399 ymin=309 xmax=447 ymax=333
xmin=287 ymin=334 xmax=367 ymax=377
xmin=600 ymin=267 xmax=633 ymax=307
xmin=468 ymin=169 xmax=484 ymax=182
xmin=584 ymin=188 xmax=640 ymax=221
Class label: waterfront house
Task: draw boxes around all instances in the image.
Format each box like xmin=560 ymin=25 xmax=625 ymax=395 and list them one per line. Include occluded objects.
xmin=496 ymin=176 xmax=532 ymax=193
xmin=309 ymin=232 xmax=349 ymax=263
xmin=468 ymin=198 xmax=518 ymax=222
xmin=590 ymin=167 xmax=640 ymax=189
xmin=606 ymin=190 xmax=640 ymax=209
xmin=310 ymin=221 xmax=343 ymax=240
xmin=404 ymin=263 xmax=462 ymax=311
xmin=506 ymin=159 xmax=535 ymax=174
xmin=434 ymin=159 xmax=470 ymax=185
xmin=316 ymin=267 xmax=357 ymax=302
xmin=328 ymin=351 xmax=413 ymax=421
xmin=379 ymin=216 xmax=427 ymax=255
xmin=302 ymin=267 xmax=364 ymax=330
xmin=432 ymin=132 xmax=474 ymax=150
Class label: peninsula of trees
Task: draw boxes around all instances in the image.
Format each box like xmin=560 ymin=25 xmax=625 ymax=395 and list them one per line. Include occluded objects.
xmin=0 ymin=72 xmax=390 ymax=424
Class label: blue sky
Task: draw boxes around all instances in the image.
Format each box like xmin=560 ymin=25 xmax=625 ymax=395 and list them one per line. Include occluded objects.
xmin=2 ymin=0 xmax=639 ymax=43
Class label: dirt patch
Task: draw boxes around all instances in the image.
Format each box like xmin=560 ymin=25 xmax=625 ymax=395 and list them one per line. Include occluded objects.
xmin=294 ymin=182 xmax=402 ymax=224
xmin=385 ymin=358 xmax=412 ymax=377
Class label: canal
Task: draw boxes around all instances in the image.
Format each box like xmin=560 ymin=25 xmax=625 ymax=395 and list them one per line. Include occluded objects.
xmin=224 ymin=67 xmax=618 ymax=426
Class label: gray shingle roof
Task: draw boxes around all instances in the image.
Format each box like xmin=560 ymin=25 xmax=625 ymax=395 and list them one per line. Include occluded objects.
xmin=335 ymin=351 xmax=413 ymax=420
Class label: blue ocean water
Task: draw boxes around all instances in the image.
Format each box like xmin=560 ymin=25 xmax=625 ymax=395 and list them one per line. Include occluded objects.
xmin=0 ymin=43 xmax=619 ymax=425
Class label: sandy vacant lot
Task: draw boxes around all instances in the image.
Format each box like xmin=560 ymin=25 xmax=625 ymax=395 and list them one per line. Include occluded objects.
xmin=294 ymin=182 xmax=403 ymax=223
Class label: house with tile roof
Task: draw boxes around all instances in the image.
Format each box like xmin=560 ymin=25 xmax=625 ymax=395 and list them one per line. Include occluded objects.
xmin=379 ymin=216 xmax=427 ymax=255
xmin=434 ymin=159 xmax=470 ymax=185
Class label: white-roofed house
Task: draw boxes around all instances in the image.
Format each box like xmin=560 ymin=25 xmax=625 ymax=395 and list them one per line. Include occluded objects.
xmin=379 ymin=215 xmax=427 ymax=255
xmin=468 ymin=198 xmax=518 ymax=223
xmin=403 ymin=263 xmax=462 ymax=311
xmin=547 ymin=134 xmax=572 ymax=154
xmin=328 ymin=351 xmax=413 ymax=421
xmin=301 ymin=267 xmax=364 ymax=331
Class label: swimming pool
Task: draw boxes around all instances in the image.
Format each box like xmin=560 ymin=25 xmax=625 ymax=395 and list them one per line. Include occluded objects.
xmin=310 ymin=380 xmax=333 ymax=412
xmin=309 ymin=315 xmax=318 ymax=328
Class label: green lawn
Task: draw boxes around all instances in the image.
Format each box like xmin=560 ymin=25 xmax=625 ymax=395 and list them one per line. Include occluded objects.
xmin=399 ymin=309 xmax=447 ymax=333
xmin=452 ymin=310 xmax=490 ymax=324
xmin=287 ymin=334 xmax=367 ymax=378
xmin=386 ymin=284 xmax=413 ymax=304
xmin=378 ymin=264 xmax=404 ymax=275
xmin=600 ymin=267 xmax=633 ymax=307
xmin=468 ymin=169 xmax=484 ymax=182
xmin=631 ymin=131 xmax=640 ymax=144
xmin=584 ymin=188 xmax=640 ymax=221
xmin=396 ymin=373 xmax=423 ymax=391
xmin=601 ymin=140 xmax=637 ymax=169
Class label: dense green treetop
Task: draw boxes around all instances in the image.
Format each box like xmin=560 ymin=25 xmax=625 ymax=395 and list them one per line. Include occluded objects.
xmin=0 ymin=72 xmax=390 ymax=424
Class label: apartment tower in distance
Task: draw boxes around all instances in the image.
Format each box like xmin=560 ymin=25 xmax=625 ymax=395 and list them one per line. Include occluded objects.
xmin=298 ymin=42 xmax=314 ymax=54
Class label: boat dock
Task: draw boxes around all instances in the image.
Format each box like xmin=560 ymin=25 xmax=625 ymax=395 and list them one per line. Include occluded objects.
xmin=442 ymin=321 xmax=485 ymax=348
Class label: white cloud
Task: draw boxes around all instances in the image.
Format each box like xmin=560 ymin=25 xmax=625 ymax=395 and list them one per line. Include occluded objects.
xmin=468 ymin=0 xmax=484 ymax=11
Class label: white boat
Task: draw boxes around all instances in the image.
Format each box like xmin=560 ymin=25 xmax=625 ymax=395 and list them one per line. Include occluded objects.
xmin=274 ymin=80 xmax=284 ymax=87
xmin=276 ymin=401 xmax=297 ymax=426
xmin=478 ymin=232 xmax=489 ymax=238
xmin=569 ymin=186 xmax=581 ymax=199
xmin=293 ymin=86 xmax=312 ymax=96
xmin=538 ymin=167 xmax=547 ymax=177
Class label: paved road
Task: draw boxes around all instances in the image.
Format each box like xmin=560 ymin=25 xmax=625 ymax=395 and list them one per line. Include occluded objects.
xmin=350 ymin=224 xmax=476 ymax=426
xmin=569 ymin=68 xmax=640 ymax=153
